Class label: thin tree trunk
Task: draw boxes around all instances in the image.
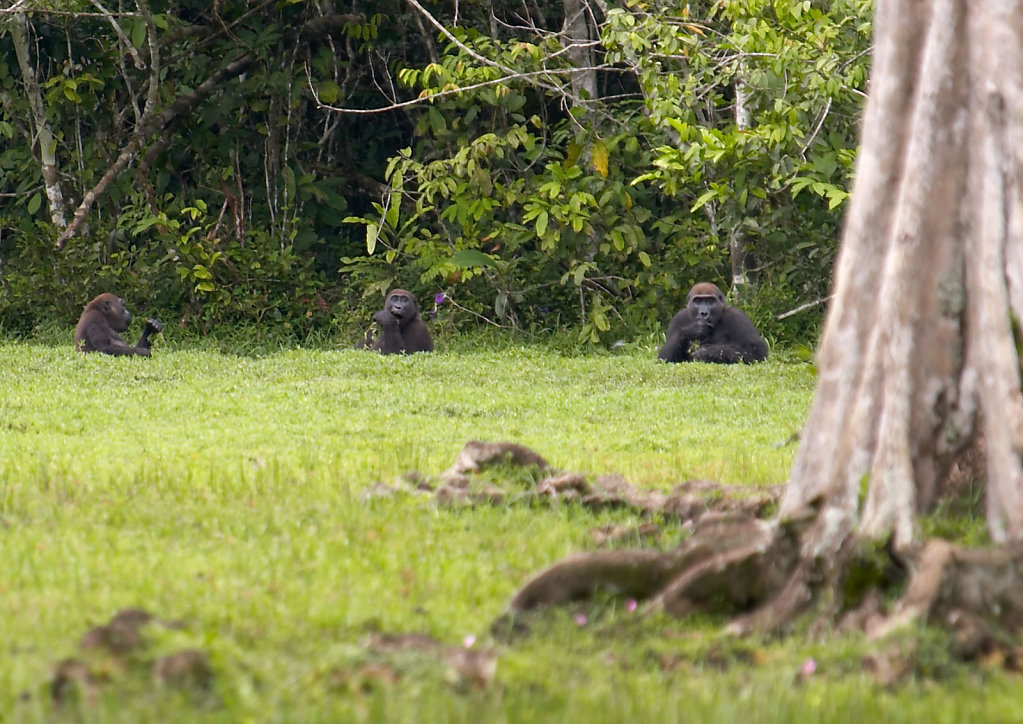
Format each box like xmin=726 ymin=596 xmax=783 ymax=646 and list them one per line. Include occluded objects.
xmin=562 ymin=0 xmax=598 ymax=105
xmin=11 ymin=12 xmax=67 ymax=228
xmin=730 ymin=70 xmax=751 ymax=297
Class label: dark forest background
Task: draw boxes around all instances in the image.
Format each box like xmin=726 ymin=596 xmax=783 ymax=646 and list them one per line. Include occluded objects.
xmin=0 ymin=0 xmax=872 ymax=347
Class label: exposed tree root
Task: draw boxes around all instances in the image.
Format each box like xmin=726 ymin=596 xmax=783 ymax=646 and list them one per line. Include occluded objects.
xmin=506 ymin=549 xmax=682 ymax=612
xmin=377 ymin=441 xmax=783 ymax=524
xmin=426 ymin=441 xmax=1023 ymax=661
xmin=504 ymin=512 xmax=1023 ymax=668
xmin=440 ymin=440 xmax=551 ymax=486
xmin=499 ymin=506 xmax=816 ymax=633
xmin=869 ymin=539 xmax=1023 ymax=643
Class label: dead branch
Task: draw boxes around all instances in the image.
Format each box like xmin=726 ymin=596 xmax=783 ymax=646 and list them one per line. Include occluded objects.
xmin=776 ymin=295 xmax=832 ymax=320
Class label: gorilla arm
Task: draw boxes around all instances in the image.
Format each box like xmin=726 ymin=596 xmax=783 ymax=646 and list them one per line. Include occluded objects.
xmin=77 ymin=323 xmax=151 ymax=356
xmin=399 ymin=314 xmax=433 ymax=353
xmin=693 ymin=308 xmax=769 ymax=364
xmin=657 ymin=308 xmax=709 ymax=363
xmin=371 ymin=309 xmax=407 ymax=355
xmin=137 ymin=319 xmax=163 ymax=351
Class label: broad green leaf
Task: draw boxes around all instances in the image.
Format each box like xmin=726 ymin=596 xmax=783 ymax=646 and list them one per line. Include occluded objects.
xmin=450 ymin=249 xmax=496 ymax=268
xmin=690 ymin=188 xmax=720 ymax=212
xmin=131 ymin=18 xmax=146 ymax=48
xmin=365 ymin=223 xmax=379 ymax=255
xmin=385 ymin=181 xmax=400 ymax=228
xmin=317 ymin=80 xmax=340 ymax=103
xmin=592 ymin=140 xmax=609 ymax=179
xmin=565 ymin=142 xmax=583 ymax=167
xmin=535 ymin=210 xmax=548 ymax=237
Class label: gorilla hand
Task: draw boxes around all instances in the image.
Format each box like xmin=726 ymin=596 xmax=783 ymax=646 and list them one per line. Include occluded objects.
xmin=694 ymin=318 xmax=715 ymax=338
xmin=139 ymin=318 xmax=163 ymax=349
xmin=373 ymin=309 xmax=400 ymax=326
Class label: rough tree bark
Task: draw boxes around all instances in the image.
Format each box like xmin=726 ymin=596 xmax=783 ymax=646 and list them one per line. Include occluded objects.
xmin=781 ymin=0 xmax=1023 ymax=551
xmin=733 ymin=0 xmax=1023 ymax=633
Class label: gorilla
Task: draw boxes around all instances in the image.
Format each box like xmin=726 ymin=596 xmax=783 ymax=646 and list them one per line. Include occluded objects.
xmin=358 ymin=288 xmax=433 ymax=354
xmin=74 ymin=293 xmax=162 ymax=356
xmin=658 ymin=282 xmax=767 ymax=364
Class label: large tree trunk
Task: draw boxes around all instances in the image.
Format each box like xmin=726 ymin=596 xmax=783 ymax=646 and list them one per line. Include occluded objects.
xmin=782 ymin=0 xmax=1023 ymax=551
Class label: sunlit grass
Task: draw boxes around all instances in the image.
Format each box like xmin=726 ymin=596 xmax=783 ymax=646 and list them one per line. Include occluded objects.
xmin=0 ymin=341 xmax=1013 ymax=721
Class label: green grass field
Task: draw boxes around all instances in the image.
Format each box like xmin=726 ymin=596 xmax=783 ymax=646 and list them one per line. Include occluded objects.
xmin=0 ymin=340 xmax=1017 ymax=721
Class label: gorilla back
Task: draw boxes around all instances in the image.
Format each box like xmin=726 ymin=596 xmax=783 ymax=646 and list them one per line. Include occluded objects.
xmin=658 ymin=282 xmax=767 ymax=364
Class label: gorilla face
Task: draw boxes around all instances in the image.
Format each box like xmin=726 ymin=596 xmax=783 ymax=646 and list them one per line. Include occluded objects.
xmin=686 ymin=282 xmax=727 ymax=328
xmin=385 ymin=291 xmax=414 ymax=320
xmin=689 ymin=295 xmax=722 ymax=325
xmin=103 ymin=296 xmax=132 ymax=332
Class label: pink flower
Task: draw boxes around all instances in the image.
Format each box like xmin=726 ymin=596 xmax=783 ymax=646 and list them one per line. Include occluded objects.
xmin=463 ymin=634 xmax=476 ymax=648
xmin=800 ymin=658 xmax=817 ymax=676
xmin=626 ymin=599 xmax=638 ymax=612
xmin=574 ymin=613 xmax=587 ymax=626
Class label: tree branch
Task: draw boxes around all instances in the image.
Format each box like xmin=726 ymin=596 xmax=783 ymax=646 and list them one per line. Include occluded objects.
xmin=304 ymin=61 xmax=620 ymax=115
xmin=776 ymin=295 xmax=832 ymax=320
xmin=88 ymin=0 xmax=145 ymax=69
xmin=56 ymin=53 xmax=255 ymax=249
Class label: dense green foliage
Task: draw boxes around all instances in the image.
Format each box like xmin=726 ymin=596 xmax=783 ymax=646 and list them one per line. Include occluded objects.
xmin=0 ymin=0 xmax=870 ymax=345
xmin=0 ymin=342 xmax=1004 ymax=721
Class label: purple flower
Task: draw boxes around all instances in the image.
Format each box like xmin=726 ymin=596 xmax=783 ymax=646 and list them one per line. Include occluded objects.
xmin=434 ymin=293 xmax=447 ymax=305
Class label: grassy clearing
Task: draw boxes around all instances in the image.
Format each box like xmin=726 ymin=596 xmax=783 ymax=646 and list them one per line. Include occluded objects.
xmin=0 ymin=340 xmax=1015 ymax=721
